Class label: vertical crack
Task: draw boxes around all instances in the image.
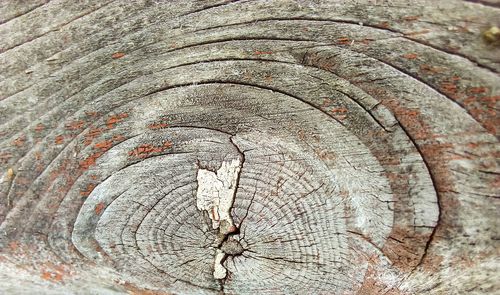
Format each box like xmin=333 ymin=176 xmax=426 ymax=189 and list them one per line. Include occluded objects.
xmin=195 ymin=135 xmax=246 ymax=287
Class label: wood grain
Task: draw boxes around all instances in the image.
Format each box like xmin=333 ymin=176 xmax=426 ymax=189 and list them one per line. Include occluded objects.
xmin=0 ymin=0 xmax=498 ymax=294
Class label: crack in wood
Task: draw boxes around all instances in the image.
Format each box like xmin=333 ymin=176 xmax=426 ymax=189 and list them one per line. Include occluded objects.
xmin=195 ymin=136 xmax=246 ymax=281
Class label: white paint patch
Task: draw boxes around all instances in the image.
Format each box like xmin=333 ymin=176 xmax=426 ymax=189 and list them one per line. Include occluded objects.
xmin=196 ymin=159 xmax=241 ymax=234
xmin=196 ymin=158 xmax=242 ymax=280
xmin=213 ymin=249 xmax=227 ymax=280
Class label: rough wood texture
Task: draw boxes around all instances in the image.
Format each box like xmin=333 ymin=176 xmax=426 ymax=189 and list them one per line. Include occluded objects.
xmin=0 ymin=0 xmax=499 ymax=294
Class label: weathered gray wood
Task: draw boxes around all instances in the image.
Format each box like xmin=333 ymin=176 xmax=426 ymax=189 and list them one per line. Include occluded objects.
xmin=0 ymin=0 xmax=499 ymax=294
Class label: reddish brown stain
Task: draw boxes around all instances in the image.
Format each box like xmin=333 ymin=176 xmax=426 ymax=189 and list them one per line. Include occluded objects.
xmin=80 ymin=183 xmax=97 ymax=197
xmin=65 ymin=120 xmax=84 ymax=131
xmin=148 ymin=122 xmax=169 ymax=130
xmin=8 ymin=241 xmax=19 ymax=251
xmin=467 ymin=86 xmax=487 ymax=94
xmin=377 ymin=21 xmax=390 ymax=29
xmin=41 ymin=271 xmax=63 ymax=282
xmin=79 ymin=152 xmax=103 ymax=170
xmin=254 ymin=50 xmax=273 ymax=55
xmin=403 ymin=15 xmax=420 ymax=21
xmin=85 ymin=111 xmax=98 ymax=117
xmin=107 ymin=113 xmax=129 ymax=129
xmin=128 ymin=141 xmax=173 ymax=159
xmin=337 ymin=37 xmax=351 ymax=45
xmin=358 ymin=38 xmax=373 ymax=45
xmin=405 ymin=29 xmax=431 ymax=36
xmin=80 ymin=135 xmax=124 ymax=169
xmin=330 ymin=107 xmax=348 ymax=120
xmin=94 ymin=140 xmax=113 ymax=151
xmin=419 ymin=64 xmax=446 ymax=75
xmin=402 ymin=53 xmax=418 ymax=59
xmin=419 ymin=142 xmax=454 ymax=192
xmin=12 ymin=135 xmax=25 ymax=147
xmin=112 ymin=52 xmax=125 ymax=59
xmin=112 ymin=134 xmax=126 ymax=142
xmin=94 ymin=202 xmax=105 ymax=215
xmin=422 ymin=254 xmax=444 ymax=272
xmin=382 ymin=226 xmax=430 ymax=271
xmin=356 ymin=256 xmax=405 ymax=295
xmin=54 ymin=135 xmax=64 ymax=145
xmin=84 ymin=128 xmax=103 ymax=145
xmin=439 ymin=81 xmax=458 ymax=98
xmin=40 ymin=263 xmax=68 ymax=283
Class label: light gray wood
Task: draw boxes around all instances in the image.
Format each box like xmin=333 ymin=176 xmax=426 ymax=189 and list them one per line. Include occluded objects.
xmin=0 ymin=0 xmax=498 ymax=294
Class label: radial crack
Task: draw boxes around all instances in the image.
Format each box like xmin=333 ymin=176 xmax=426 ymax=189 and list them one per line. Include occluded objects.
xmin=195 ymin=137 xmax=245 ymax=281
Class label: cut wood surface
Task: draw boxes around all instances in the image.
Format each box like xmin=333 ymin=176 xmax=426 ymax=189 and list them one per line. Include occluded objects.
xmin=0 ymin=0 xmax=499 ymax=294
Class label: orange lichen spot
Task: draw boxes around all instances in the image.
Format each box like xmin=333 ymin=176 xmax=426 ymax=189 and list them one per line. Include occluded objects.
xmin=80 ymin=183 xmax=97 ymax=197
xmin=111 ymin=52 xmax=125 ymax=59
xmin=254 ymin=50 xmax=273 ymax=55
xmin=79 ymin=152 xmax=103 ymax=170
xmin=95 ymin=202 xmax=105 ymax=215
xmin=148 ymin=122 xmax=169 ymax=130
xmin=403 ymin=53 xmax=418 ymax=59
xmin=94 ymin=140 xmax=114 ymax=151
xmin=128 ymin=141 xmax=173 ymax=159
xmin=65 ymin=120 xmax=84 ymax=131
xmin=12 ymin=135 xmax=25 ymax=147
xmin=403 ymin=15 xmax=420 ymax=21
xmin=34 ymin=123 xmax=45 ymax=132
xmin=107 ymin=113 xmax=129 ymax=129
xmin=337 ymin=37 xmax=351 ymax=45
xmin=54 ymin=135 xmax=64 ymax=145
xmin=83 ymin=128 xmax=102 ymax=145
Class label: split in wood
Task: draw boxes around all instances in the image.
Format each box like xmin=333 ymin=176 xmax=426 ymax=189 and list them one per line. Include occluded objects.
xmin=195 ymin=158 xmax=245 ymax=280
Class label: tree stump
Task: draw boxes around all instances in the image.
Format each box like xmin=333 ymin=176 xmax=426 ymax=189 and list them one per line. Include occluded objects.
xmin=0 ymin=1 xmax=499 ymax=294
